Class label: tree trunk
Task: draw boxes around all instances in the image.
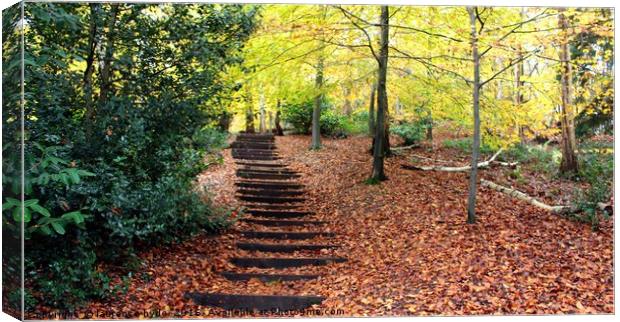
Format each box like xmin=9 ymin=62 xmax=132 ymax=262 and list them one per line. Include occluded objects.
xmin=368 ymin=81 xmax=376 ymax=136
xmin=343 ymin=85 xmax=352 ymax=116
xmin=245 ymin=88 xmax=255 ymax=133
xmin=83 ymin=3 xmax=99 ymax=123
xmin=513 ymin=45 xmax=527 ymax=143
xmin=369 ymin=6 xmax=389 ymax=182
xmin=466 ymin=7 xmax=481 ymax=224
xmin=98 ymin=4 xmax=119 ymax=105
xmin=310 ymin=55 xmax=324 ymax=150
xmin=259 ymin=92 xmax=266 ymax=133
xmin=426 ymin=109 xmax=433 ymax=141
xmin=558 ymin=9 xmax=578 ymax=174
xmin=275 ymin=99 xmax=284 ymax=136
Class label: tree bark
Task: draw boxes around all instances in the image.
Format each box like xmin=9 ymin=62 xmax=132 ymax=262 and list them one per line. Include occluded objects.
xmin=368 ymin=81 xmax=376 ymax=136
xmin=343 ymin=85 xmax=352 ymax=116
xmin=83 ymin=3 xmax=99 ymax=123
xmin=275 ymin=99 xmax=284 ymax=136
xmin=244 ymin=88 xmax=255 ymax=133
xmin=558 ymin=9 xmax=579 ymax=174
xmin=98 ymin=4 xmax=119 ymax=105
xmin=310 ymin=55 xmax=324 ymax=150
xmin=369 ymin=6 xmax=390 ymax=181
xmin=466 ymin=7 xmax=481 ymax=224
xmin=426 ymin=109 xmax=433 ymax=141
xmin=259 ymin=92 xmax=266 ymax=133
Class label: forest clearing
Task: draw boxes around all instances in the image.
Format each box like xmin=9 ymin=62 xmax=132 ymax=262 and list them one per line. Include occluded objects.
xmin=1 ymin=1 xmax=614 ymax=319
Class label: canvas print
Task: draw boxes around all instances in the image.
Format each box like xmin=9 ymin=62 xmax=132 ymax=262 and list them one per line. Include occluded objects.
xmin=1 ymin=1 xmax=614 ymax=319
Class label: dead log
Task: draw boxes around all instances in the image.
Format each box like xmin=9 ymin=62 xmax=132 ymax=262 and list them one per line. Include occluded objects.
xmin=392 ymin=143 xmax=420 ymax=151
xmin=481 ymin=179 xmax=573 ymax=214
xmin=402 ymin=148 xmax=503 ymax=172
xmin=481 ymin=179 xmax=611 ymax=215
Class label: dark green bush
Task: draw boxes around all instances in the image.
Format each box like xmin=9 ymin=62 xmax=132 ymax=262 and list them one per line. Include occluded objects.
xmin=572 ymin=152 xmax=613 ymax=229
xmin=391 ymin=122 xmax=426 ymax=145
xmin=320 ymin=110 xmax=348 ymax=138
xmin=2 ymin=2 xmax=256 ymax=311
xmin=443 ymin=137 xmax=495 ymax=154
xmin=280 ymin=100 xmax=314 ymax=134
xmin=280 ymin=99 xmax=331 ymax=134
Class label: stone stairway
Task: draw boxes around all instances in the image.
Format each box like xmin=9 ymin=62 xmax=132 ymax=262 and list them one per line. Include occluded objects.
xmin=186 ymin=133 xmax=346 ymax=312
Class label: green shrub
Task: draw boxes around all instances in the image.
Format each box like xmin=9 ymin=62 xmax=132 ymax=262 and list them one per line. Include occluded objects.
xmin=391 ymin=122 xmax=425 ymax=145
xmin=572 ymin=152 xmax=613 ymax=229
xmin=504 ymin=143 xmax=559 ymax=175
xmin=320 ymin=110 xmax=348 ymax=138
xmin=1 ymin=3 xmax=256 ymax=311
xmin=280 ymin=100 xmax=314 ymax=134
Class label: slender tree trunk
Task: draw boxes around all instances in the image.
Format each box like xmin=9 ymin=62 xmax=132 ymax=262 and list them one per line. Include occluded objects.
xmin=558 ymin=9 xmax=578 ymax=174
xmin=370 ymin=6 xmax=389 ymax=181
xmin=310 ymin=55 xmax=324 ymax=150
xmin=466 ymin=7 xmax=481 ymax=224
xmin=259 ymin=92 xmax=266 ymax=133
xmin=514 ymin=45 xmax=527 ymax=143
xmin=343 ymin=85 xmax=352 ymax=116
xmin=245 ymin=88 xmax=255 ymax=133
xmin=368 ymin=81 xmax=376 ymax=136
xmin=394 ymin=97 xmax=401 ymax=115
xmin=98 ymin=4 xmax=119 ymax=105
xmin=275 ymin=99 xmax=284 ymax=136
xmin=83 ymin=3 xmax=99 ymax=123
xmin=426 ymin=109 xmax=433 ymax=141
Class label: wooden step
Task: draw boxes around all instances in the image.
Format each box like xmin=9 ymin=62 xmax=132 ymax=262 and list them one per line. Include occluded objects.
xmin=220 ymin=272 xmax=319 ymax=282
xmin=239 ymin=231 xmax=334 ymax=240
xmin=238 ymin=195 xmax=305 ymax=204
xmin=237 ymin=189 xmax=304 ymax=197
xmin=185 ymin=293 xmax=324 ymax=311
xmin=232 ymin=155 xmax=280 ymax=161
xmin=237 ymin=133 xmax=274 ymax=139
xmin=236 ymin=162 xmax=288 ymax=168
xmin=243 ymin=204 xmax=304 ymax=210
xmin=241 ymin=219 xmax=327 ymax=227
xmin=237 ymin=242 xmax=339 ymax=252
xmin=230 ymin=257 xmax=347 ymax=268
xmin=232 ymin=148 xmax=277 ymax=155
xmin=231 ymin=142 xmax=276 ymax=150
xmin=238 ymin=168 xmax=298 ymax=175
xmin=237 ymin=172 xmax=301 ymax=180
xmin=236 ymin=181 xmax=304 ymax=190
xmin=246 ymin=209 xmax=312 ymax=218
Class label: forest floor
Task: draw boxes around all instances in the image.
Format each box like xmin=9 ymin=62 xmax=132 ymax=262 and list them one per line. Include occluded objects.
xmin=68 ymin=134 xmax=613 ymax=318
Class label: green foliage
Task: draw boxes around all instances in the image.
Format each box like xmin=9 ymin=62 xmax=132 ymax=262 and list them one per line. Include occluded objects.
xmin=320 ymin=110 xmax=348 ymax=138
xmin=504 ymin=144 xmax=560 ymax=175
xmin=391 ymin=122 xmax=426 ymax=145
xmin=280 ymin=100 xmax=314 ymax=134
xmin=572 ymin=152 xmax=613 ymax=229
xmin=1 ymin=2 xmax=256 ymax=311
xmin=442 ymin=138 xmax=495 ymax=154
xmin=280 ymin=98 xmax=332 ymax=135
xmin=343 ymin=111 xmax=370 ymax=135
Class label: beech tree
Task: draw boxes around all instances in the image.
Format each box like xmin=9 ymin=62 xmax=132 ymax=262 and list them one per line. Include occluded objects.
xmin=558 ymin=9 xmax=578 ymax=174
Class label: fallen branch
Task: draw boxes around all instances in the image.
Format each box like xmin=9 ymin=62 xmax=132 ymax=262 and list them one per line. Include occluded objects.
xmin=493 ymin=160 xmax=519 ymax=168
xmin=402 ymin=148 xmax=503 ymax=172
xmin=391 ymin=143 xmax=420 ymax=151
xmin=410 ymin=154 xmax=454 ymax=164
xmin=481 ymin=179 xmax=612 ymax=215
xmin=481 ymin=179 xmax=573 ymax=214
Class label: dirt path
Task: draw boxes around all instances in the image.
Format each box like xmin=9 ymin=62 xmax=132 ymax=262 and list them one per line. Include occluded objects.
xmin=73 ymin=135 xmax=613 ymax=318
